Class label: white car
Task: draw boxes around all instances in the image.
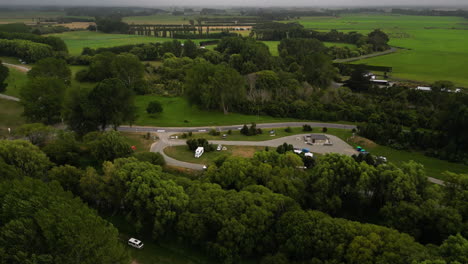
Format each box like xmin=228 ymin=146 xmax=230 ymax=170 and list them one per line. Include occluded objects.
xmin=217 ymin=144 xmax=222 ymax=151
xmin=128 ymin=238 xmax=144 ymax=249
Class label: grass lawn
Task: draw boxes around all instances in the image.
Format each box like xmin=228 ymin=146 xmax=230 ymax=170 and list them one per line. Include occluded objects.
xmin=121 ymin=132 xmax=156 ymax=152
xmin=3 ymin=67 xmax=27 ymax=98
xmin=292 ymin=14 xmax=468 ymax=87
xmin=49 ymin=31 xmax=214 ymax=55
xmin=344 ymin=136 xmax=468 ymax=180
xmin=134 ymin=95 xmax=298 ymax=127
xmin=0 ymin=99 xmax=25 ymax=137
xmin=164 ymin=145 xmax=265 ymax=165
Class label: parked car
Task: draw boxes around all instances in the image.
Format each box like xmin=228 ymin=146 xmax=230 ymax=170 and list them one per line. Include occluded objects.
xmin=217 ymin=144 xmax=222 ymax=151
xmin=128 ymin=238 xmax=144 ymax=249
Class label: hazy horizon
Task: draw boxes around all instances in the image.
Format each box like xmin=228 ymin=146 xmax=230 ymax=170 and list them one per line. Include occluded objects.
xmin=1 ymin=0 xmax=468 ymax=8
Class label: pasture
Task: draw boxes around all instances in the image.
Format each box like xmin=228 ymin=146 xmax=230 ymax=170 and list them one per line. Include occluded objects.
xmin=134 ymin=95 xmax=297 ymax=127
xmin=0 ymin=99 xmax=25 ymax=137
xmin=49 ymin=31 xmax=212 ymax=55
xmin=292 ymin=14 xmax=468 ymax=87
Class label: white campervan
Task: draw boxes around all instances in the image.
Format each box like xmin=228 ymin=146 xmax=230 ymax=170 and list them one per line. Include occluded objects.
xmin=194 ymin=147 xmax=204 ymax=158
xmin=128 ymin=238 xmax=144 ymax=249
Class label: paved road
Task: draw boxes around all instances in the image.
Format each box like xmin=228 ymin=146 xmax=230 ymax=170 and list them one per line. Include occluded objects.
xmin=0 ymin=94 xmax=20 ymax=102
xmin=151 ymin=132 xmax=358 ymax=170
xmin=150 ymin=132 xmax=444 ymax=186
xmin=334 ymin=47 xmax=398 ymax=63
xmin=119 ymin=122 xmax=356 ymax=133
xmin=1 ymin=62 xmax=30 ymax=73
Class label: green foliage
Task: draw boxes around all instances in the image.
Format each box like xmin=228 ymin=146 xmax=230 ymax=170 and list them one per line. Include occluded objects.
xmin=133 ymin=152 xmax=166 ymax=166
xmin=0 ymin=31 xmax=67 ymax=52
xmin=87 ymin=78 xmax=136 ymax=130
xmin=0 ymin=140 xmax=52 ymax=179
xmin=0 ymin=39 xmax=54 ymax=62
xmin=28 ymin=57 xmax=71 ymax=84
xmin=0 ymin=177 xmax=129 ymax=264
xmin=183 ymin=40 xmax=198 ymax=59
xmin=13 ymin=123 xmax=55 ymax=146
xmin=146 ymin=100 xmax=163 ymax=114
xmin=439 ymin=233 xmax=468 ymax=264
xmin=111 ymin=53 xmax=145 ymax=91
xmin=47 ymin=165 xmax=84 ymax=194
xmin=19 ymin=77 xmax=66 ymax=124
xmin=84 ymin=131 xmax=133 ymax=162
xmin=368 ymin=29 xmax=390 ymax=51
xmin=0 ymin=62 xmax=8 ymax=93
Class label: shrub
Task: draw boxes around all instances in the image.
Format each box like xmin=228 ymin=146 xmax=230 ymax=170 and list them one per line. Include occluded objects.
xmin=209 ymin=129 xmax=220 ymax=136
xmin=303 ymin=124 xmax=313 ymax=132
xmin=227 ymin=129 xmax=232 ymax=135
xmin=322 ymin=127 xmax=328 ymax=133
xmin=285 ymin=127 xmax=292 ymax=133
xmin=146 ymin=101 xmax=163 ymax=114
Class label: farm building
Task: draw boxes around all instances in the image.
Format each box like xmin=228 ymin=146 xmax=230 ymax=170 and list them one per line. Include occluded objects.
xmin=304 ymin=134 xmax=332 ymax=146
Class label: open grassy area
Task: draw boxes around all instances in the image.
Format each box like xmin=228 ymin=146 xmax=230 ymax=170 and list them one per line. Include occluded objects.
xmin=0 ymin=99 xmax=25 ymax=137
xmin=120 ymin=132 xmax=156 ymax=152
xmin=164 ymin=145 xmax=265 ymax=165
xmin=3 ymin=67 xmax=27 ymax=98
xmin=134 ymin=95 xmax=298 ymax=127
xmin=50 ymin=31 xmax=213 ymax=55
xmin=292 ymin=14 xmax=468 ymax=87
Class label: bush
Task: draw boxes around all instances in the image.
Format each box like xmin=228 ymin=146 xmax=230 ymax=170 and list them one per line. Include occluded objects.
xmin=322 ymin=127 xmax=328 ymax=133
xmin=285 ymin=127 xmax=292 ymax=133
xmin=303 ymin=124 xmax=313 ymax=132
xmin=209 ymin=129 xmax=220 ymax=136
xmin=188 ymin=131 xmax=192 ymax=137
xmin=133 ymin=152 xmax=165 ymax=166
xmin=146 ymin=101 xmax=163 ymax=114
xmin=227 ymin=129 xmax=232 ymax=135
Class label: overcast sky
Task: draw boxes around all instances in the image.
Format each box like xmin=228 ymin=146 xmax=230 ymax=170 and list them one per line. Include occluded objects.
xmin=2 ymin=0 xmax=468 ymax=7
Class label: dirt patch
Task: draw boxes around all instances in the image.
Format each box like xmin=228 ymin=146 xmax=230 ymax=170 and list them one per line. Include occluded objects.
xmin=348 ymin=136 xmax=377 ymax=148
xmin=57 ymin=22 xmax=95 ymax=29
xmin=230 ymin=146 xmax=264 ymax=158
xmin=131 ymin=260 xmax=139 ymax=264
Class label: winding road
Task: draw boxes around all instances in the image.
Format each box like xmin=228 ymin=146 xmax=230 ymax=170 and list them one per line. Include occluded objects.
xmin=151 ymin=131 xmax=359 ymax=170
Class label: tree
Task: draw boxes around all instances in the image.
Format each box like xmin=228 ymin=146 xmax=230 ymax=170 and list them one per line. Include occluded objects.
xmin=48 ymin=165 xmax=84 ymax=195
xmin=346 ymin=65 xmax=372 ymax=92
xmin=183 ymin=40 xmax=198 ymax=59
xmin=27 ymin=57 xmax=71 ymax=85
xmin=0 ymin=140 xmax=52 ymax=179
xmin=86 ymin=52 xmax=116 ymax=81
xmin=0 ymin=61 xmax=8 ymax=93
xmin=62 ymin=85 xmax=100 ymax=136
xmin=212 ymin=64 xmax=246 ymax=114
xmin=87 ymin=78 xmax=136 ymax=130
xmin=13 ymin=123 xmax=55 ymax=146
xmin=146 ymin=101 xmax=163 ymax=114
xmin=111 ymin=53 xmax=145 ymax=92
xmin=367 ymin=29 xmax=390 ymax=51
xmin=133 ymin=152 xmax=165 ymax=166
xmin=20 ymin=77 xmax=66 ymax=124
xmin=439 ymin=234 xmax=468 ymax=264
xmin=0 ymin=177 xmax=129 ymax=264
xmin=42 ymin=131 xmax=82 ymax=166
xmin=84 ymin=131 xmax=133 ymax=162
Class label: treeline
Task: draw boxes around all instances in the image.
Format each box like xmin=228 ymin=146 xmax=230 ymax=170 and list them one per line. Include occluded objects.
xmin=0 ymin=31 xmax=67 ymax=52
xmin=252 ymin=22 xmax=390 ymax=52
xmin=0 ymin=39 xmax=54 ymax=62
xmin=173 ymin=32 xmax=238 ymax=39
xmin=1 ymin=137 xmax=467 ymax=264
xmin=391 ymin=8 xmax=468 ymax=18
xmin=244 ymin=9 xmax=333 ymax=20
xmin=65 ymin=6 xmax=167 ymax=17
xmin=95 ymin=15 xmax=129 ymax=34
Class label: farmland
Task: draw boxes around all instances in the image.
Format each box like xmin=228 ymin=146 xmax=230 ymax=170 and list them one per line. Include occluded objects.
xmin=291 ymin=14 xmax=468 ymax=87
xmin=49 ymin=31 xmax=213 ymax=55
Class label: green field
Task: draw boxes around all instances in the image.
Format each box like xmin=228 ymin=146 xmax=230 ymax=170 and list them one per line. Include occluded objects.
xmin=0 ymin=11 xmax=65 ymax=24
xmin=261 ymin=41 xmax=356 ymax=56
xmin=134 ymin=95 xmax=298 ymax=127
xmin=3 ymin=67 xmax=27 ymax=98
xmin=50 ymin=31 xmax=213 ymax=55
xmin=0 ymin=99 xmax=25 ymax=137
xmin=292 ymin=14 xmax=468 ymax=87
